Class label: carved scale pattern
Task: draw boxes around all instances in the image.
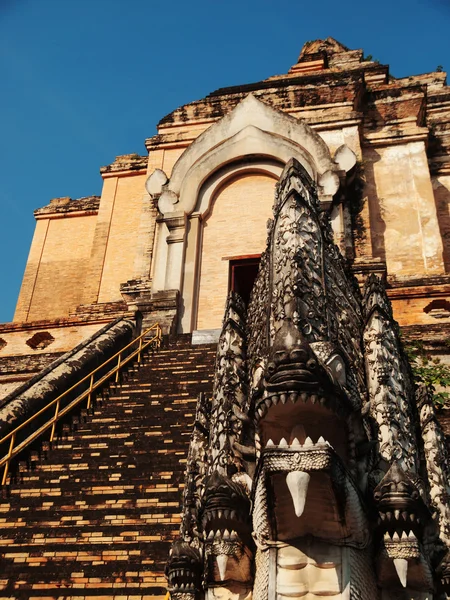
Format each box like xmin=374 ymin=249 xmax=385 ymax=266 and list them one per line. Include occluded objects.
xmin=363 ymin=276 xmax=418 ymax=475
xmin=179 ymin=392 xmax=211 ymax=546
xmin=417 ymin=384 xmax=450 ymax=546
xmin=247 ymin=245 xmax=271 ymax=397
xmin=270 ymin=170 xmax=327 ymax=343
xmin=322 ymin=228 xmax=366 ymax=400
xmin=209 ymin=292 xmax=248 ymax=476
xmin=252 ymin=548 xmax=269 ymax=600
xmin=349 ymin=547 xmax=379 ymax=600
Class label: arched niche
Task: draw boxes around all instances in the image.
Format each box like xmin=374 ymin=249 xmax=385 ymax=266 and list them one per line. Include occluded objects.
xmin=181 ymin=158 xmax=283 ymax=333
xmin=149 ymin=94 xmax=342 ymax=333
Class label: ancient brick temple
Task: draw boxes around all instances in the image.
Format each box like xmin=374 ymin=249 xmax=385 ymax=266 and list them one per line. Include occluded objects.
xmin=1 ymin=37 xmax=450 ymax=599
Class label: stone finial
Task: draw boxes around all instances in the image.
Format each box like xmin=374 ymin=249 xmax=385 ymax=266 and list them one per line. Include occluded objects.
xmin=145 ymin=168 xmax=168 ymax=198
xmin=334 ymin=145 xmax=357 ymax=173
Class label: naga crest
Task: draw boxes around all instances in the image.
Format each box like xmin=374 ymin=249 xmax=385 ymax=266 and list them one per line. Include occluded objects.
xmin=168 ymin=159 xmax=450 ymax=600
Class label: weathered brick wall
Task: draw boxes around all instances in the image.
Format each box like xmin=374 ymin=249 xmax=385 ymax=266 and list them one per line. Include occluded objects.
xmin=0 ymin=335 xmax=217 ymax=599
xmin=15 ymin=213 xmax=98 ymax=323
xmin=96 ymin=173 xmax=149 ymax=304
xmin=0 ymin=354 xmax=64 ymax=376
xmin=82 ymin=171 xmax=149 ymax=308
xmin=0 ymin=352 xmax=64 ymax=400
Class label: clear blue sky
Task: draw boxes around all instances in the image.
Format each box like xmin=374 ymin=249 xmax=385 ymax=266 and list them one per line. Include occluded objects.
xmin=0 ymin=0 xmax=449 ymax=322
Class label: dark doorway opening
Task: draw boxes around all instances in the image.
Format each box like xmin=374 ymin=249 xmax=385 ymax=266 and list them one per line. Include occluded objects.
xmin=229 ymin=256 xmax=261 ymax=306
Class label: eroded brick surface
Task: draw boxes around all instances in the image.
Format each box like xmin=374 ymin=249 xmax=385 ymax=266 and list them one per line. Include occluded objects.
xmin=0 ymin=336 xmax=217 ymax=599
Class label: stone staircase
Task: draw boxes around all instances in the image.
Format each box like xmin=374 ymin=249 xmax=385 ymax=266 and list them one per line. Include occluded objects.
xmin=0 ymin=335 xmax=217 ymax=600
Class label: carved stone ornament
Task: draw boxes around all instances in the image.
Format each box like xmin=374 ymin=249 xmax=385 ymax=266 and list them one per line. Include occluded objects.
xmin=167 ymin=158 xmax=450 ymax=600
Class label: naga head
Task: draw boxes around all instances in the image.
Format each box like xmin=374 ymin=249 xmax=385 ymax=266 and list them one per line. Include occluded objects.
xmin=166 ymin=540 xmax=203 ymax=596
xmin=202 ymin=472 xmax=253 ymax=586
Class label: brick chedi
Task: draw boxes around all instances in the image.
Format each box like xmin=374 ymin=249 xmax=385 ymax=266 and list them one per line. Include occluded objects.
xmin=1 ymin=37 xmax=450 ymax=600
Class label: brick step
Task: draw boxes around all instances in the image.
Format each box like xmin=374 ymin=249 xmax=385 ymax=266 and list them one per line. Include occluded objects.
xmin=0 ymin=335 xmax=217 ymax=599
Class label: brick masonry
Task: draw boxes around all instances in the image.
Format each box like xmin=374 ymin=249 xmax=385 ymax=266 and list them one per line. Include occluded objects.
xmin=0 ymin=335 xmax=217 ymax=600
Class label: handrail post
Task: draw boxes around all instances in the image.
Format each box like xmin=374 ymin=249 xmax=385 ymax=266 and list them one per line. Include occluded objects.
xmin=2 ymin=432 xmax=16 ymax=486
xmin=87 ymin=374 xmax=94 ymax=410
xmin=115 ymin=352 xmax=122 ymax=384
xmin=50 ymin=399 xmax=60 ymax=443
xmin=138 ymin=336 xmax=143 ymax=363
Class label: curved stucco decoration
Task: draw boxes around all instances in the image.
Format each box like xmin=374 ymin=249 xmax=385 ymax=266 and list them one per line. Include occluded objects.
xmin=156 ymin=94 xmax=341 ymax=217
xmin=178 ymin=126 xmax=318 ymax=215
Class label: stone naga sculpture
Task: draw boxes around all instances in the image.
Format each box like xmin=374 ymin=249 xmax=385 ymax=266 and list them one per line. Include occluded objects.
xmin=166 ymin=159 xmax=450 ymax=600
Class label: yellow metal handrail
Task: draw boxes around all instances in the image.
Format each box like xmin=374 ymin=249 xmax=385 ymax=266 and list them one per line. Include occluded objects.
xmin=0 ymin=322 xmax=162 ymax=486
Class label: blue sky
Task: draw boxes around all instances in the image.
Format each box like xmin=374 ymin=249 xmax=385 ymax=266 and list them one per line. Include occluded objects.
xmin=0 ymin=0 xmax=449 ymax=322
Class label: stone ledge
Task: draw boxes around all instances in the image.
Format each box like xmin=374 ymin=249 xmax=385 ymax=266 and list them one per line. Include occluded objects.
xmin=0 ymin=317 xmax=136 ymax=433
xmin=0 ymin=307 xmax=133 ymax=334
xmin=401 ymin=322 xmax=450 ymax=349
xmin=34 ymin=195 xmax=100 ymax=217
xmin=100 ymin=154 xmax=147 ymax=175
xmin=191 ymin=329 xmax=221 ymax=345
xmin=0 ymin=352 xmax=64 ymax=376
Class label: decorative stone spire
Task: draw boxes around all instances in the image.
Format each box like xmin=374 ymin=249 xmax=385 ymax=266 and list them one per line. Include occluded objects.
xmin=168 ymin=157 xmax=450 ymax=600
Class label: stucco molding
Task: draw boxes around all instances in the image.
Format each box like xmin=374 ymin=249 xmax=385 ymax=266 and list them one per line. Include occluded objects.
xmin=154 ymin=94 xmax=340 ymax=218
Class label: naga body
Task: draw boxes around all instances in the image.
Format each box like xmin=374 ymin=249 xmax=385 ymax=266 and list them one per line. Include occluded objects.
xmin=166 ymin=159 xmax=450 ymax=600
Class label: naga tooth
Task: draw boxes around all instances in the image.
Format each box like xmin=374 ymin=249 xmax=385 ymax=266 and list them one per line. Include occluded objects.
xmin=215 ymin=530 xmax=221 ymax=540
xmin=291 ymin=437 xmax=301 ymax=447
xmin=402 ymin=511 xmax=408 ymax=521
xmin=272 ymin=395 xmax=279 ymax=405
xmin=384 ymin=532 xmax=390 ymax=541
xmin=380 ymin=513 xmax=386 ymax=521
xmin=394 ymin=510 xmax=400 ymax=519
xmin=266 ymin=439 xmax=275 ymax=447
xmin=280 ymin=394 xmax=287 ymax=404
xmin=279 ymin=438 xmax=288 ymax=447
xmin=392 ymin=532 xmax=400 ymax=541
xmin=230 ymin=530 xmax=238 ymax=540
xmin=289 ymin=392 xmax=297 ymax=403
xmin=223 ymin=509 xmax=230 ymax=519
xmin=317 ymin=436 xmax=325 ymax=444
xmin=401 ymin=531 xmax=408 ymax=540
xmin=386 ymin=511 xmax=392 ymax=521
xmin=310 ymin=394 xmax=318 ymax=404
xmin=207 ymin=530 xmax=214 ymax=541
xmin=265 ymin=398 xmax=272 ymax=408
xmin=393 ymin=558 xmax=408 ymax=588
xmin=230 ymin=510 xmax=237 ymax=519
xmin=286 ymin=471 xmax=310 ymax=517
xmin=410 ymin=513 xmax=415 ymax=522
xmin=223 ymin=529 xmax=230 ymax=540
xmin=216 ymin=555 xmax=228 ymax=581
xmin=300 ymin=392 xmax=308 ymax=402
xmin=304 ymin=437 xmax=313 ymax=447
